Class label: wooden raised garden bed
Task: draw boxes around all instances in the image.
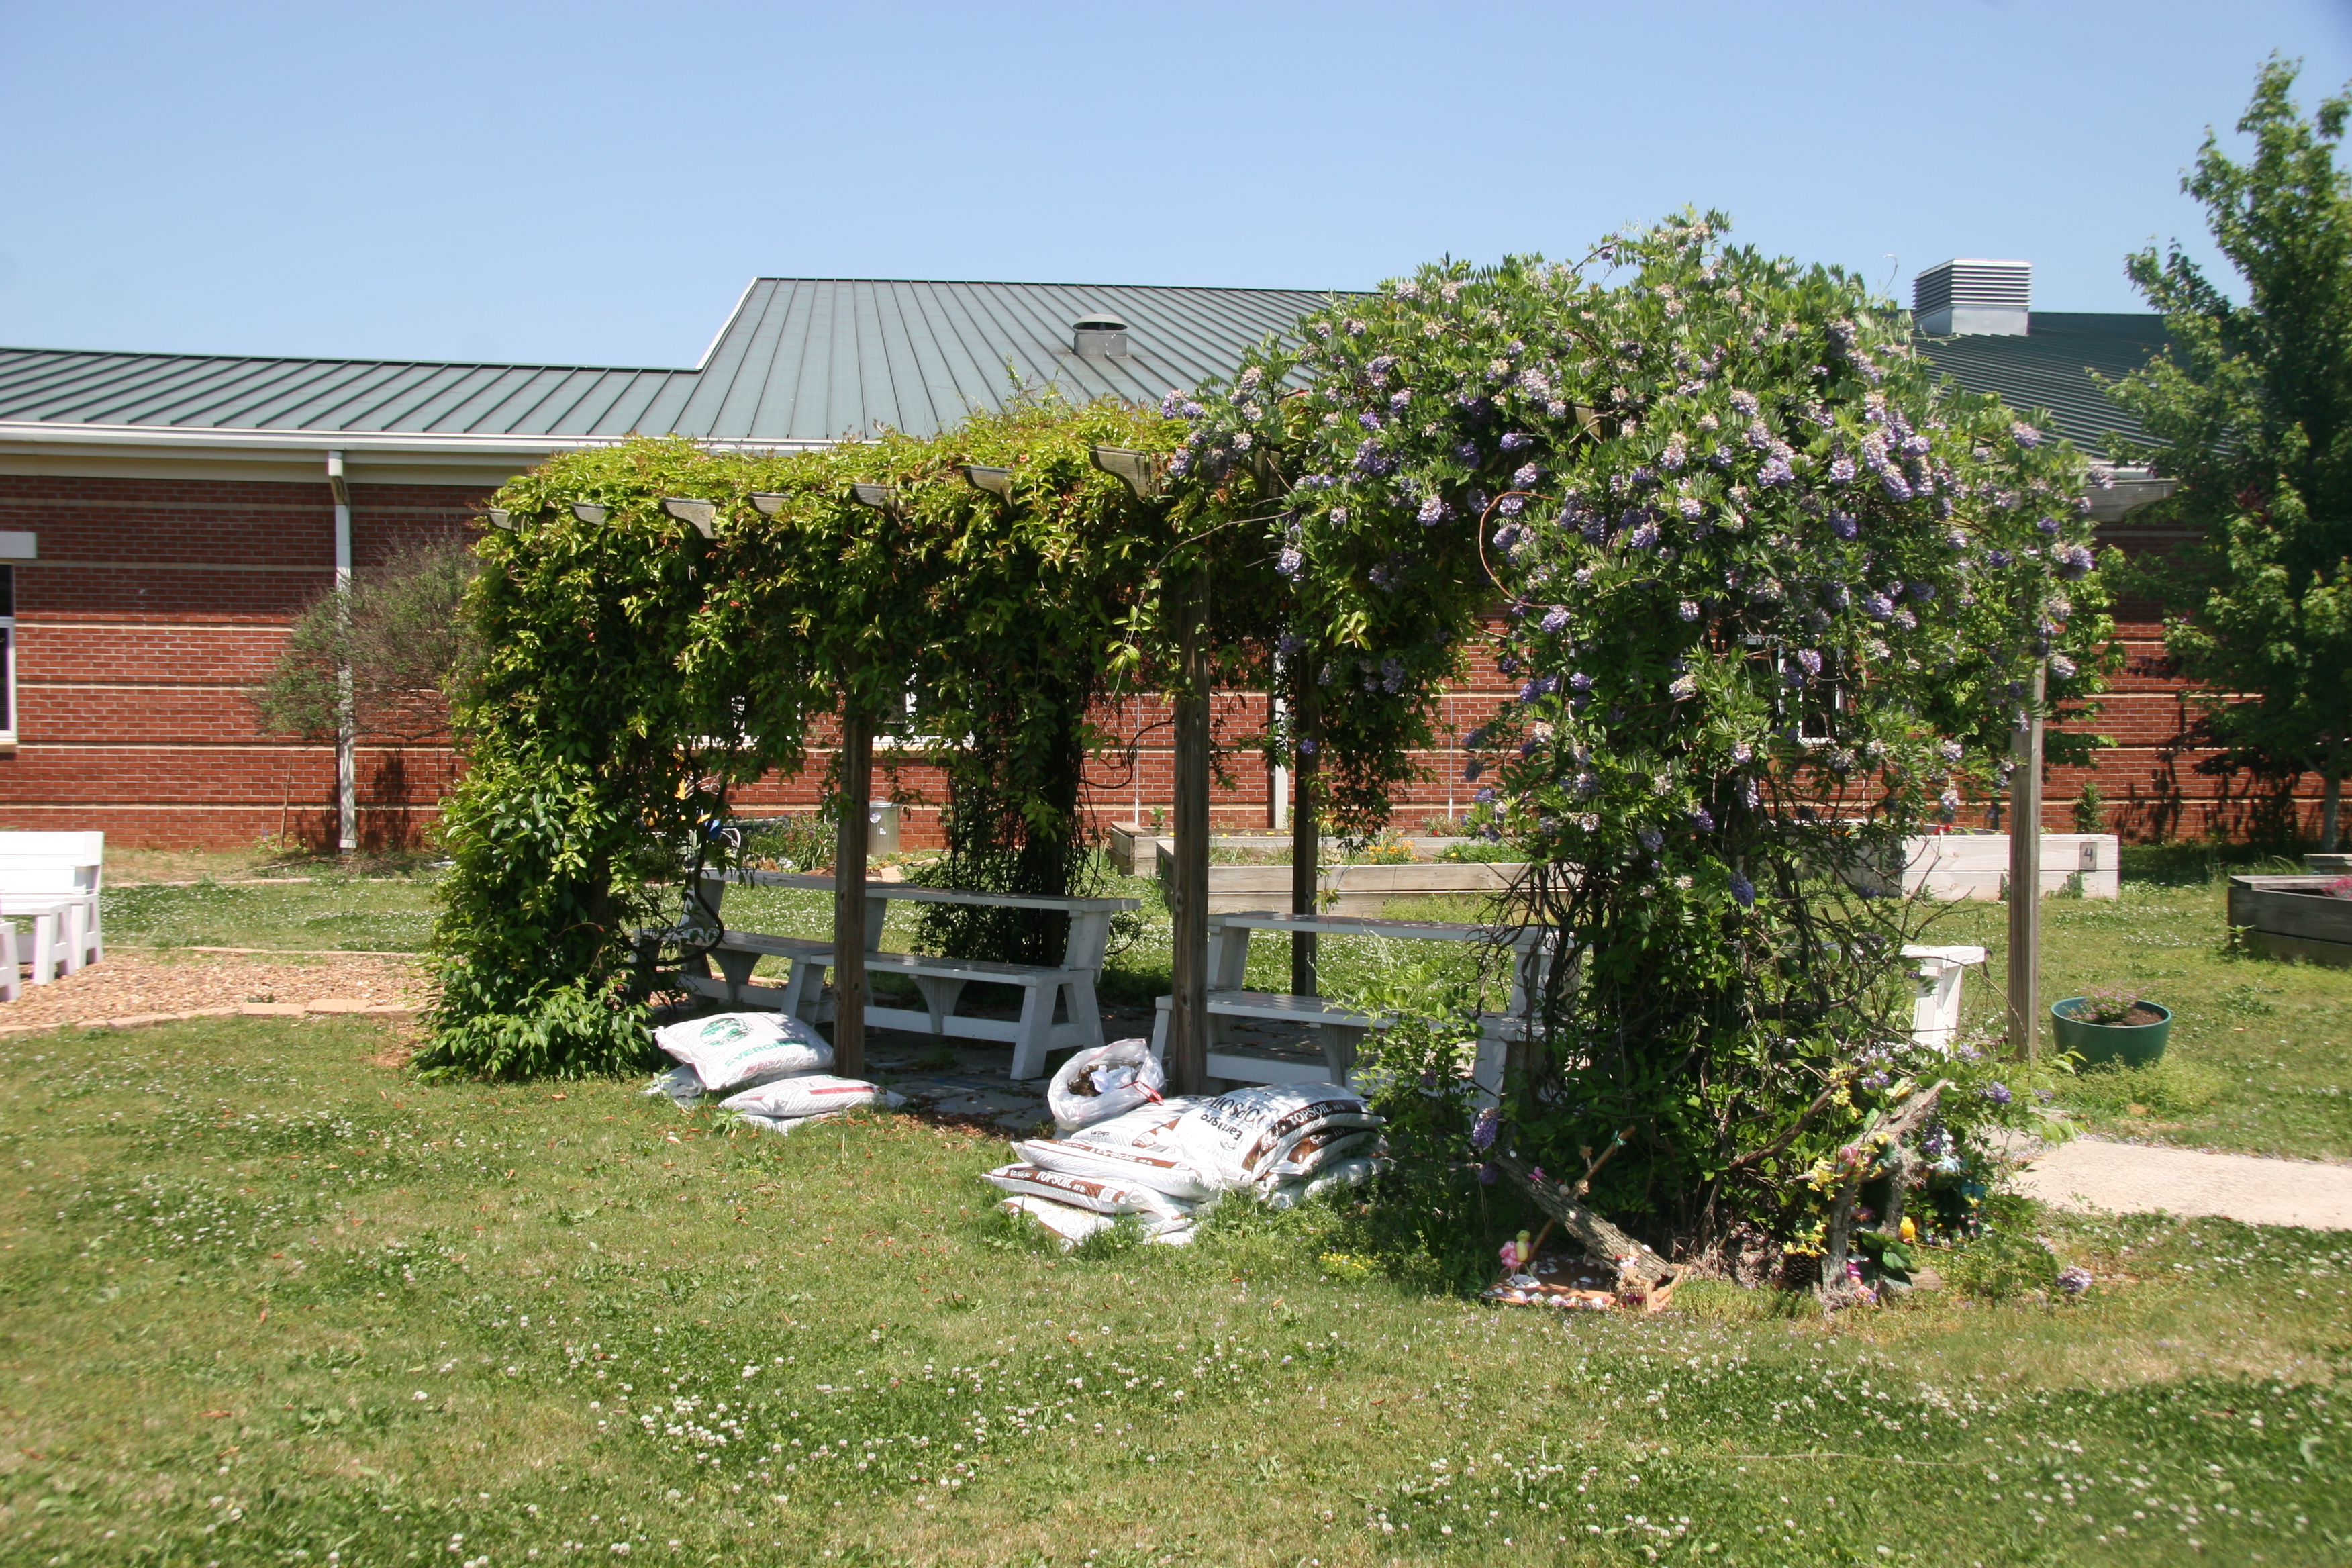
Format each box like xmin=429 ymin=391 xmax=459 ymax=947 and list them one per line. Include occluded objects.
xmin=2228 ymin=874 xmax=2352 ymax=968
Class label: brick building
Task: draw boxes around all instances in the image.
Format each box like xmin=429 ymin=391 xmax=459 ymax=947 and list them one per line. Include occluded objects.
xmin=0 ymin=265 xmax=2317 ymax=851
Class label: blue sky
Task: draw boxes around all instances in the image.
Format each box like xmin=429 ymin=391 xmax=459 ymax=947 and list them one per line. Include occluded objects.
xmin=3 ymin=0 xmax=2349 ymax=368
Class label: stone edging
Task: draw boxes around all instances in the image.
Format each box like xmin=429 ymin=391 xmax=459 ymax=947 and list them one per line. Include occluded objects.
xmin=0 ymin=1000 xmax=420 ymax=1036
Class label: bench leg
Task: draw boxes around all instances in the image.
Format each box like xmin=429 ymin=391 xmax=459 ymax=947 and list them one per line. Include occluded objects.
xmin=1009 ymin=985 xmax=1055 ymax=1082
xmin=779 ymin=957 xmax=828 ymax=1026
xmin=0 ymin=923 xmax=16 ymax=1003
xmin=61 ymin=903 xmax=85 ymax=977
xmin=1470 ymin=1031 xmax=1507 ymax=1106
xmin=910 ymin=975 xmax=966 ymax=1036
xmin=28 ymin=912 xmax=54 ymax=985
xmin=1317 ymin=1024 xmax=1367 ymax=1087
xmin=1063 ymin=973 xmax=1105 ymax=1052
xmin=1148 ymin=997 xmax=1171 ymax=1063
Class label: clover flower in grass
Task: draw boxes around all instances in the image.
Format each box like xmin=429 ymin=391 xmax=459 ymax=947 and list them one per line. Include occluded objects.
xmin=2057 ymin=1266 xmax=2092 ymax=1297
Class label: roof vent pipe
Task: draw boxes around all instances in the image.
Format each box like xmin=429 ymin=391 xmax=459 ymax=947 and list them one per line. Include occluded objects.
xmin=1913 ymin=260 xmax=2030 ymax=336
xmin=1071 ymin=314 xmax=1130 ymax=358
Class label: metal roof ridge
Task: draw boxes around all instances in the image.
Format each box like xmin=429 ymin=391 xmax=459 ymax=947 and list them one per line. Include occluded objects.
xmin=0 ymin=343 xmax=695 ymax=375
xmin=739 ymin=275 xmax=1355 ymax=293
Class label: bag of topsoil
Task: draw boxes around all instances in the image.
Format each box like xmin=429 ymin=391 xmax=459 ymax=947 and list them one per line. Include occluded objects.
xmin=655 ymin=1011 xmax=833 ymax=1092
xmin=1262 ymin=1153 xmax=1391 ymax=1210
xmin=1255 ymin=1126 xmax=1390 ymax=1184
xmin=1166 ymin=1083 xmax=1384 ymax=1190
xmin=720 ymin=1075 xmax=903 ymax=1120
xmin=1009 ymin=1095 xmax=1221 ymax=1200
xmin=980 ymin=1163 xmax=1194 ymax=1222
xmin=1046 ymin=1038 xmax=1166 ymax=1134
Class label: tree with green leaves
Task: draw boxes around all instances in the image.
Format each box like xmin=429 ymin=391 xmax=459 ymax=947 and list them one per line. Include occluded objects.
xmin=252 ymin=536 xmax=479 ymax=746
xmin=2110 ymin=56 xmax=2352 ymax=850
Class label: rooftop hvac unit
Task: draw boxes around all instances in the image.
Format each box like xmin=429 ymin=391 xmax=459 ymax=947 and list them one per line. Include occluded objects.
xmin=1913 ymin=260 xmax=2030 ymax=336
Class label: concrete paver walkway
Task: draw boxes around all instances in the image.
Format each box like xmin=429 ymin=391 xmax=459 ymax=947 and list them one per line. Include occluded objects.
xmin=2008 ymin=1135 xmax=2352 ymax=1230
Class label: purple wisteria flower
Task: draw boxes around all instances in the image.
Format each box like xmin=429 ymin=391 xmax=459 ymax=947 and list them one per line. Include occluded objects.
xmin=1499 ymin=431 xmax=1532 ymax=452
xmin=1908 ymin=581 xmax=1936 ymax=601
xmin=1277 ymin=546 xmax=1303 ymax=579
xmin=1416 ymin=495 xmax=1447 ymax=525
xmin=1981 ymin=1081 xmax=2013 ymax=1107
xmin=1758 ymin=454 xmax=1796 ymax=488
xmin=1830 ymin=511 xmax=1858 ymax=540
xmin=2011 ymin=421 xmax=2043 ymax=448
xmin=1678 ymin=599 xmax=1700 ymax=622
xmin=2055 ymin=543 xmax=2095 ymax=579
xmin=2035 ymin=515 xmax=2061 ymax=535
xmin=1728 ymin=872 xmax=1756 ymax=909
xmin=1359 ymin=411 xmax=1383 ymax=431
xmin=1986 ymin=548 xmax=2014 ymax=568
xmin=1471 ymin=1106 xmax=1499 ymax=1150
xmin=1863 ymin=592 xmax=1895 ymax=620
xmin=1541 ymin=605 xmax=1571 ymax=632
xmin=2047 ymin=653 xmax=2078 ymax=680
xmin=1627 ymin=523 xmax=1659 ymax=550
xmin=1828 ymin=456 xmax=1857 ymax=485
xmin=1638 ymin=828 xmax=1663 ymax=853
xmin=1477 ymin=1162 xmax=1498 ymax=1185
xmin=1689 ymin=807 xmax=1715 ymax=831
xmin=1512 ymin=463 xmax=1541 ymax=488
xmin=1568 ymin=672 xmax=1594 ymax=693
xmin=1795 ymin=648 xmax=1823 ymax=677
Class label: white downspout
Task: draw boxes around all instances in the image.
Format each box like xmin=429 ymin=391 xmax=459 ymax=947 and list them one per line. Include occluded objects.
xmin=327 ymin=451 xmax=356 ymax=853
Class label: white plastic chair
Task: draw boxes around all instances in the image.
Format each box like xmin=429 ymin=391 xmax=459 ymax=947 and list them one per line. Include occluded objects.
xmin=0 ymin=831 xmax=104 ymax=982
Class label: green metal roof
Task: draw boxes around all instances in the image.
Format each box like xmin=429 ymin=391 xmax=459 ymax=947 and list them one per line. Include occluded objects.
xmin=1 ymin=278 xmax=2170 ymax=457
xmin=0 ymin=279 xmax=1333 ymax=446
xmin=1912 ymin=311 xmax=2173 ymax=459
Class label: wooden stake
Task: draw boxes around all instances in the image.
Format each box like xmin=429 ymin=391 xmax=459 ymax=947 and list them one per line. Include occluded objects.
xmin=1167 ymin=565 xmax=1213 ymax=1097
xmin=832 ymin=700 xmax=873 ymax=1078
xmin=2006 ymin=661 xmax=2045 ymax=1063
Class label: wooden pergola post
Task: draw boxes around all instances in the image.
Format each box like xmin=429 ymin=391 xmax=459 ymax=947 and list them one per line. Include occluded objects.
xmin=1165 ymin=562 xmax=1213 ymax=1096
xmin=2006 ymin=660 xmax=2045 ymax=1063
xmin=832 ymin=696 xmax=874 ymax=1077
xmin=1289 ymin=673 xmax=1320 ymax=998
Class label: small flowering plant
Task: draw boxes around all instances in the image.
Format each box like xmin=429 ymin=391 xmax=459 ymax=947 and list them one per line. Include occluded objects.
xmin=2065 ymin=985 xmax=2144 ymax=1025
xmin=1174 ymin=213 xmax=2113 ymax=1244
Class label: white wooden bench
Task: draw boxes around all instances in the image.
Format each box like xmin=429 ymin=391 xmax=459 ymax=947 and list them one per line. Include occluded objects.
xmin=650 ymin=870 xmax=1140 ymax=1081
xmin=1150 ymin=911 xmax=1560 ymax=1095
xmin=0 ymin=830 xmax=104 ymax=987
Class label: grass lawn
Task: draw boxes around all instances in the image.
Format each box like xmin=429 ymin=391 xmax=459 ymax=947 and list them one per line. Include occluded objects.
xmin=1 ymin=1013 xmax=2346 ymax=1566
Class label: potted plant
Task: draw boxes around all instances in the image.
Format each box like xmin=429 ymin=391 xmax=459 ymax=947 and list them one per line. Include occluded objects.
xmin=2049 ymin=985 xmax=2173 ymax=1067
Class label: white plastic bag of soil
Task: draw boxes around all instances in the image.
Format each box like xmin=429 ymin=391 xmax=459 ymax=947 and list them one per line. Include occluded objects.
xmin=997 ymin=1195 xmax=1195 ymax=1250
xmin=1046 ymin=1038 xmax=1165 ymax=1134
xmin=720 ymin=1075 xmax=903 ymax=1120
xmin=980 ymin=1163 xmax=1194 ymax=1222
xmin=654 ymin=1011 xmax=834 ymax=1093
xmin=1010 ymin=1095 xmax=1220 ymax=1200
xmin=1257 ymin=1126 xmax=1389 ymax=1183
xmin=1167 ymin=1083 xmax=1384 ymax=1190
xmin=1262 ymin=1154 xmax=1391 ymax=1210
xmin=731 ymin=1110 xmax=848 ymax=1137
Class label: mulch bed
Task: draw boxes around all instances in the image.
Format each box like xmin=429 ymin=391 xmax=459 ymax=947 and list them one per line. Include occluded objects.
xmin=0 ymin=950 xmax=423 ymax=1031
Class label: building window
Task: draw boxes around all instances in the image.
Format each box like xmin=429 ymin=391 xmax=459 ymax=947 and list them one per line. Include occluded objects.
xmin=0 ymin=565 xmax=17 ymax=742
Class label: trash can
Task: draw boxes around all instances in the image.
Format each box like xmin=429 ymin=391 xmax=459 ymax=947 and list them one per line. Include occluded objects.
xmin=868 ymin=801 xmax=902 ymax=854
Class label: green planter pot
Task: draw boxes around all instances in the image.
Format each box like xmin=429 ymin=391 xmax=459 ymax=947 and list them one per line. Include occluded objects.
xmin=2050 ymin=999 xmax=2173 ymax=1067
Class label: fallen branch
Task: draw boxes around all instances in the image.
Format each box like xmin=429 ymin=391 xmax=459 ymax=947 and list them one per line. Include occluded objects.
xmin=1493 ymin=1148 xmax=1675 ymax=1293
xmin=1818 ymin=1077 xmax=1950 ymax=1310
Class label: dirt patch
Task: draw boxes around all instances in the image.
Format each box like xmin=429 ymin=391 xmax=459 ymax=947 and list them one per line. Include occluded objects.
xmin=1 ymin=950 xmax=424 ymax=1029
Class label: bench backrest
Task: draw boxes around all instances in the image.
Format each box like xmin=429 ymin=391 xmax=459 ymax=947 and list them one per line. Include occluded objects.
xmin=0 ymin=831 xmax=103 ymax=895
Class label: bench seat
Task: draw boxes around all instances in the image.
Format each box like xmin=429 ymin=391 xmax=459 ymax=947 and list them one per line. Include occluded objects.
xmin=1148 ymin=987 xmax=1393 ymax=1089
xmin=660 ymin=928 xmax=1103 ymax=1080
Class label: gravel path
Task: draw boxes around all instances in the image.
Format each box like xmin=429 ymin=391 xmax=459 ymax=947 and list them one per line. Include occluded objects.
xmin=0 ymin=950 xmax=423 ymax=1031
xmin=2008 ymin=1134 xmax=2352 ymax=1230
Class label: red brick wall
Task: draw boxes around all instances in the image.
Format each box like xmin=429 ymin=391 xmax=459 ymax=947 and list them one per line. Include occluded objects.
xmin=0 ymin=473 xmax=2331 ymax=849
